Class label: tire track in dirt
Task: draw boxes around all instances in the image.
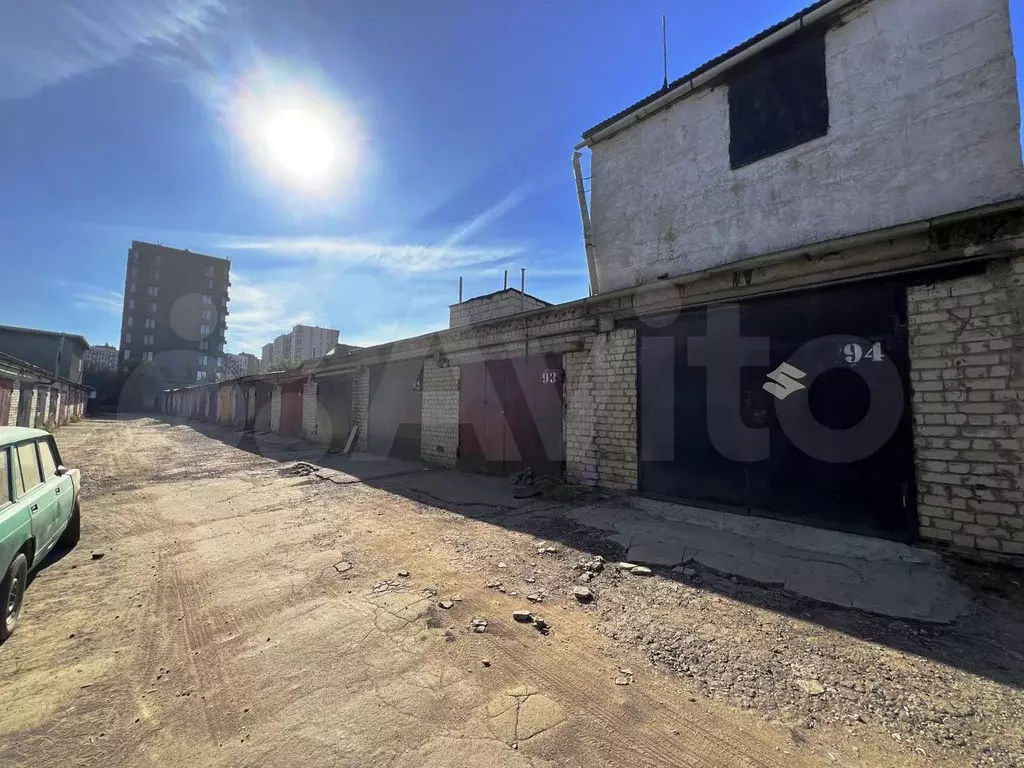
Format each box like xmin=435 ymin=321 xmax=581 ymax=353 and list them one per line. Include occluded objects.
xmin=411 ymin=579 xmax=806 ymax=768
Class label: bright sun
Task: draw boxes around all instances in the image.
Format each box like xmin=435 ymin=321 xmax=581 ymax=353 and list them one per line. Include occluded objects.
xmin=229 ymin=68 xmax=363 ymax=194
xmin=264 ymin=108 xmax=336 ymax=182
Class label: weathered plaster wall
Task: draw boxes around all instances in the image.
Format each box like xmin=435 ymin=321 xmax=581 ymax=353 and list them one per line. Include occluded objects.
xmin=589 ymin=0 xmax=1023 ymax=291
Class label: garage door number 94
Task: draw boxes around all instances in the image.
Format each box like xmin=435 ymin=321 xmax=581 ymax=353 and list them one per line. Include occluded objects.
xmin=843 ymin=341 xmax=885 ymax=365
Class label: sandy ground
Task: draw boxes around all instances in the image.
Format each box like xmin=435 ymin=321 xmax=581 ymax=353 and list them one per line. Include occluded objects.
xmin=0 ymin=418 xmax=1014 ymax=767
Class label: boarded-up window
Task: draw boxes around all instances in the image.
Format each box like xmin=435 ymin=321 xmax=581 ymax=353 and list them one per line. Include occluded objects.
xmin=728 ymin=28 xmax=829 ymax=169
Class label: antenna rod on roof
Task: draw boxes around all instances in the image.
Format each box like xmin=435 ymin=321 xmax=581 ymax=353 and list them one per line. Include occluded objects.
xmin=458 ymin=276 xmax=463 ymax=303
xmin=503 ymin=269 xmax=508 ymax=291
xmin=662 ymin=14 xmax=669 ymax=90
xmin=520 ymin=268 xmax=525 ymax=294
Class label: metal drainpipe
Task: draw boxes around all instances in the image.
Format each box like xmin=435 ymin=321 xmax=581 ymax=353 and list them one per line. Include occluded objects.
xmin=572 ymin=150 xmax=599 ymax=296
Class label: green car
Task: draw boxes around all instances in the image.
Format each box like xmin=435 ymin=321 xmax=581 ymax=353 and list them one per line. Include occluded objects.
xmin=0 ymin=427 xmax=81 ymax=643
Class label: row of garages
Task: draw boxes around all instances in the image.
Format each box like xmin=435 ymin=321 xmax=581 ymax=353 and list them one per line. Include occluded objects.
xmin=160 ymin=355 xmax=565 ymax=474
xmin=0 ymin=352 xmax=90 ymax=430
xmin=159 ymin=274 xmax=932 ymax=544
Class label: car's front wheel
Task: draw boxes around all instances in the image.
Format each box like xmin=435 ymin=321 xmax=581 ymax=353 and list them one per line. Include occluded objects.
xmin=59 ymin=502 xmax=81 ymax=549
xmin=1 ymin=553 xmax=28 ymax=643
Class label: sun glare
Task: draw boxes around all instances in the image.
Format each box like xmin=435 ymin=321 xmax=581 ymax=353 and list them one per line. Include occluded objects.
xmin=264 ymin=108 xmax=336 ymax=181
xmin=229 ymin=68 xmax=363 ymax=195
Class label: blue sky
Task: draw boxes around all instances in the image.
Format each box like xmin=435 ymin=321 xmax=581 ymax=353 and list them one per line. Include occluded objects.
xmin=2 ymin=0 xmax=1022 ymax=353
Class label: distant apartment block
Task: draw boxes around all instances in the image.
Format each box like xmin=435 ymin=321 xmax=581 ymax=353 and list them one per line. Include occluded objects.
xmin=83 ymin=343 xmax=119 ymax=371
xmin=272 ymin=333 xmax=292 ymax=366
xmin=120 ymin=241 xmax=230 ymax=385
xmin=262 ymin=324 xmax=339 ymax=369
xmin=221 ymin=352 xmax=261 ymax=380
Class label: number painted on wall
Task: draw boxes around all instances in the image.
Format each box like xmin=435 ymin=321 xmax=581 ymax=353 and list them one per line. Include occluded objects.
xmin=842 ymin=341 xmax=885 ymax=364
xmin=541 ymin=370 xmax=559 ymax=384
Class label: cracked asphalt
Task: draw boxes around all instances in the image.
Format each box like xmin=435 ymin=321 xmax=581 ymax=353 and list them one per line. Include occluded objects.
xmin=0 ymin=418 xmax=857 ymax=766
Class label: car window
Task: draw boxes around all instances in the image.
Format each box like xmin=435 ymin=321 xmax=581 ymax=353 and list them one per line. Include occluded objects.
xmin=11 ymin=449 xmax=24 ymax=498
xmin=0 ymin=450 xmax=10 ymax=506
xmin=37 ymin=439 xmax=58 ymax=480
xmin=16 ymin=442 xmax=42 ymax=493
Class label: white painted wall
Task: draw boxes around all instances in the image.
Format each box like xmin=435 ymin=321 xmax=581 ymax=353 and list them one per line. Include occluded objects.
xmin=588 ymin=0 xmax=1024 ymax=292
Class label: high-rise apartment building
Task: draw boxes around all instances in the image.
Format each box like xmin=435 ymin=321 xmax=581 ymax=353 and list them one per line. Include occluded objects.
xmin=292 ymin=325 xmax=339 ymax=362
xmin=272 ymin=333 xmax=292 ymax=366
xmin=220 ymin=352 xmax=261 ymax=380
xmin=261 ymin=324 xmax=340 ymax=369
xmin=120 ymin=241 xmax=230 ymax=385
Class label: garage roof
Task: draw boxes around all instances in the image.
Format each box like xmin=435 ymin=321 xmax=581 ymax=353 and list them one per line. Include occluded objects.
xmin=580 ymin=0 xmax=843 ymax=142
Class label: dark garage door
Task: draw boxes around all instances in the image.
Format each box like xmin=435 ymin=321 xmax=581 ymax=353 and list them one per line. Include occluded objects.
xmin=254 ymin=383 xmax=272 ymax=431
xmin=459 ymin=355 xmax=564 ymax=479
xmin=368 ymin=359 xmax=423 ymax=460
xmin=232 ymin=385 xmax=246 ymax=428
xmin=280 ymin=380 xmax=304 ymax=438
xmin=0 ymin=380 xmax=11 ymax=427
xmin=639 ymin=280 xmax=916 ymax=540
xmin=317 ymin=375 xmax=352 ymax=448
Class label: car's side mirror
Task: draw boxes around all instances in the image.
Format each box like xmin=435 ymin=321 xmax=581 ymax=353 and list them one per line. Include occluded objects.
xmin=55 ymin=465 xmax=67 ymax=477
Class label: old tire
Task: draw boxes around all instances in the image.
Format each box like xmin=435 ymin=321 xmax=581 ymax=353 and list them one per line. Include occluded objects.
xmin=1 ymin=553 xmax=29 ymax=643
xmin=59 ymin=502 xmax=81 ymax=549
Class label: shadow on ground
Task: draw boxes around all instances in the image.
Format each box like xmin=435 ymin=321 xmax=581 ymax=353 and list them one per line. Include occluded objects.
xmin=140 ymin=415 xmax=1024 ymax=691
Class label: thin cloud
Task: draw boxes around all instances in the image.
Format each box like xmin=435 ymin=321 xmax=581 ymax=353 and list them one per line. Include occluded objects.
xmin=67 ymin=284 xmax=124 ymax=315
xmin=0 ymin=0 xmax=225 ymax=99
xmin=440 ymin=187 xmax=528 ymax=251
xmin=218 ymin=191 xmax=529 ymax=272
xmin=225 ymin=273 xmax=316 ymax=354
xmin=220 ymin=237 xmax=522 ymax=272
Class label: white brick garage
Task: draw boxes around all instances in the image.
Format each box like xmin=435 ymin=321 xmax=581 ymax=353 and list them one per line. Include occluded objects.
xmin=908 ymin=256 xmax=1024 ymax=556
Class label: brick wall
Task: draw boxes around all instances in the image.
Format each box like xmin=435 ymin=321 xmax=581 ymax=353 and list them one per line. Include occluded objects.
xmin=7 ymin=384 xmax=19 ymax=427
xmin=908 ymin=256 xmax=1024 ymax=557
xmin=421 ymin=362 xmax=460 ymax=467
xmin=351 ymin=368 xmax=370 ymax=451
xmin=270 ymin=386 xmax=282 ymax=433
xmin=565 ymin=328 xmax=638 ymax=490
xmin=24 ymin=387 xmax=38 ymax=428
xmin=450 ymin=289 xmax=548 ymax=327
xmin=302 ymin=379 xmax=319 ymax=440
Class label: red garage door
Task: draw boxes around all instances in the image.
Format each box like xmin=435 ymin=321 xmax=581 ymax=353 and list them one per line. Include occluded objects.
xmin=459 ymin=354 xmax=564 ymax=479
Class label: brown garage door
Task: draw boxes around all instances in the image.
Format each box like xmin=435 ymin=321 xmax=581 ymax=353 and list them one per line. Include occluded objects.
xmin=367 ymin=359 xmax=423 ymax=460
xmin=280 ymin=380 xmax=304 ymax=437
xmin=317 ymin=375 xmax=352 ymax=448
xmin=459 ymin=354 xmax=564 ymax=479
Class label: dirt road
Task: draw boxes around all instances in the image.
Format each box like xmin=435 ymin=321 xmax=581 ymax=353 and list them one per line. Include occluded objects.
xmin=0 ymin=418 xmax=995 ymax=767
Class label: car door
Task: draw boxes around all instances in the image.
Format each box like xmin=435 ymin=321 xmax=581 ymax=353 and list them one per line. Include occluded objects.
xmin=0 ymin=447 xmax=19 ymax=583
xmin=12 ymin=441 xmax=58 ymax=565
xmin=36 ymin=438 xmax=71 ymax=530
